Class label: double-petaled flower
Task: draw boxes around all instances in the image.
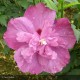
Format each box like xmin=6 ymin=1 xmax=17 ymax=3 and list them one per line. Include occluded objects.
xmin=3 ymin=3 xmax=76 ymax=74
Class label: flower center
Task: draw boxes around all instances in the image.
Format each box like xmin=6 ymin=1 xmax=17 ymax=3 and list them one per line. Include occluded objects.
xmin=37 ymin=29 xmax=42 ymax=35
xmin=39 ymin=39 xmax=47 ymax=45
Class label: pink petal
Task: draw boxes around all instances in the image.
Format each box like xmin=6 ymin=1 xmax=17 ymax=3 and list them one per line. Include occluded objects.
xmin=38 ymin=46 xmax=70 ymax=73
xmin=24 ymin=3 xmax=56 ymax=32
xmin=20 ymin=47 xmax=34 ymax=63
xmin=47 ymin=37 xmax=58 ymax=47
xmin=51 ymin=18 xmax=76 ymax=49
xmin=29 ymin=33 xmax=39 ymax=51
xmin=14 ymin=46 xmax=43 ymax=74
xmin=16 ymin=31 xmax=32 ymax=43
xmin=39 ymin=46 xmax=57 ymax=60
xmin=41 ymin=26 xmax=53 ymax=38
xmin=3 ymin=17 xmax=35 ymax=50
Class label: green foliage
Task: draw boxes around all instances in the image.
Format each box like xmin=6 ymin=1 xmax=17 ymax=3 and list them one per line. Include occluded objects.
xmin=68 ymin=69 xmax=80 ymax=75
xmin=64 ymin=2 xmax=80 ymax=9
xmin=15 ymin=0 xmax=33 ymax=9
xmin=2 ymin=45 xmax=10 ymax=55
xmin=65 ymin=0 xmax=78 ymax=3
xmin=44 ymin=0 xmax=58 ymax=11
xmin=71 ymin=24 xmax=80 ymax=42
xmin=0 ymin=15 xmax=7 ymax=26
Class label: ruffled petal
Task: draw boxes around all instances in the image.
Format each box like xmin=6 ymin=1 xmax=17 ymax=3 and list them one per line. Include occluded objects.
xmin=47 ymin=37 xmax=58 ymax=47
xmin=39 ymin=46 xmax=57 ymax=60
xmin=38 ymin=46 xmax=70 ymax=74
xmin=24 ymin=3 xmax=56 ymax=32
xmin=51 ymin=18 xmax=76 ymax=49
xmin=29 ymin=33 xmax=39 ymax=51
xmin=3 ymin=17 xmax=35 ymax=50
xmin=14 ymin=46 xmax=43 ymax=74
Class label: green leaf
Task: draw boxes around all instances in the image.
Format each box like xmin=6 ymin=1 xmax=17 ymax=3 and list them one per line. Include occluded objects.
xmin=27 ymin=0 xmax=33 ymax=3
xmin=0 ymin=6 xmax=6 ymax=12
xmin=53 ymin=0 xmax=58 ymax=5
xmin=16 ymin=0 xmax=31 ymax=9
xmin=2 ymin=45 xmax=10 ymax=55
xmin=0 ymin=24 xmax=6 ymax=34
xmin=0 ymin=40 xmax=4 ymax=49
xmin=0 ymin=15 xmax=7 ymax=26
xmin=58 ymin=0 xmax=64 ymax=3
xmin=67 ymin=69 xmax=80 ymax=75
xmin=44 ymin=0 xmax=58 ymax=11
xmin=64 ymin=2 xmax=80 ymax=9
xmin=74 ymin=12 xmax=80 ymax=29
xmin=34 ymin=0 xmax=42 ymax=4
xmin=61 ymin=64 xmax=71 ymax=74
xmin=65 ymin=0 xmax=78 ymax=3
xmin=71 ymin=24 xmax=80 ymax=43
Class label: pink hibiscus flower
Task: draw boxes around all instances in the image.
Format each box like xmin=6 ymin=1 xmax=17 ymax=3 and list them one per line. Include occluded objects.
xmin=3 ymin=3 xmax=76 ymax=74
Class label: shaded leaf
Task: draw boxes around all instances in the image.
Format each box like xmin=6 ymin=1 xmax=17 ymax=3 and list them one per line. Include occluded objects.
xmin=0 ymin=15 xmax=7 ymax=26
xmin=16 ymin=0 xmax=32 ymax=9
xmin=67 ymin=69 xmax=80 ymax=75
xmin=71 ymin=24 xmax=80 ymax=43
xmin=2 ymin=45 xmax=10 ymax=55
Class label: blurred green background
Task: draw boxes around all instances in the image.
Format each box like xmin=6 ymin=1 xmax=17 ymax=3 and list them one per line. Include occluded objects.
xmin=0 ymin=0 xmax=80 ymax=79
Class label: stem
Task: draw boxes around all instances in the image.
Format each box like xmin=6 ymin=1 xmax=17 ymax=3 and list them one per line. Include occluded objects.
xmin=33 ymin=0 xmax=35 ymax=5
xmin=61 ymin=0 xmax=64 ymax=18
xmin=0 ymin=40 xmax=4 ymax=49
xmin=39 ymin=0 xmax=41 ymax=2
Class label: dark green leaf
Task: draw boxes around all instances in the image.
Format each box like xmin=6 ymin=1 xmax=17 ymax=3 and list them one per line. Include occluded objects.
xmin=2 ymin=45 xmax=10 ymax=55
xmin=0 ymin=15 xmax=7 ymax=26
xmin=67 ymin=69 xmax=80 ymax=75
